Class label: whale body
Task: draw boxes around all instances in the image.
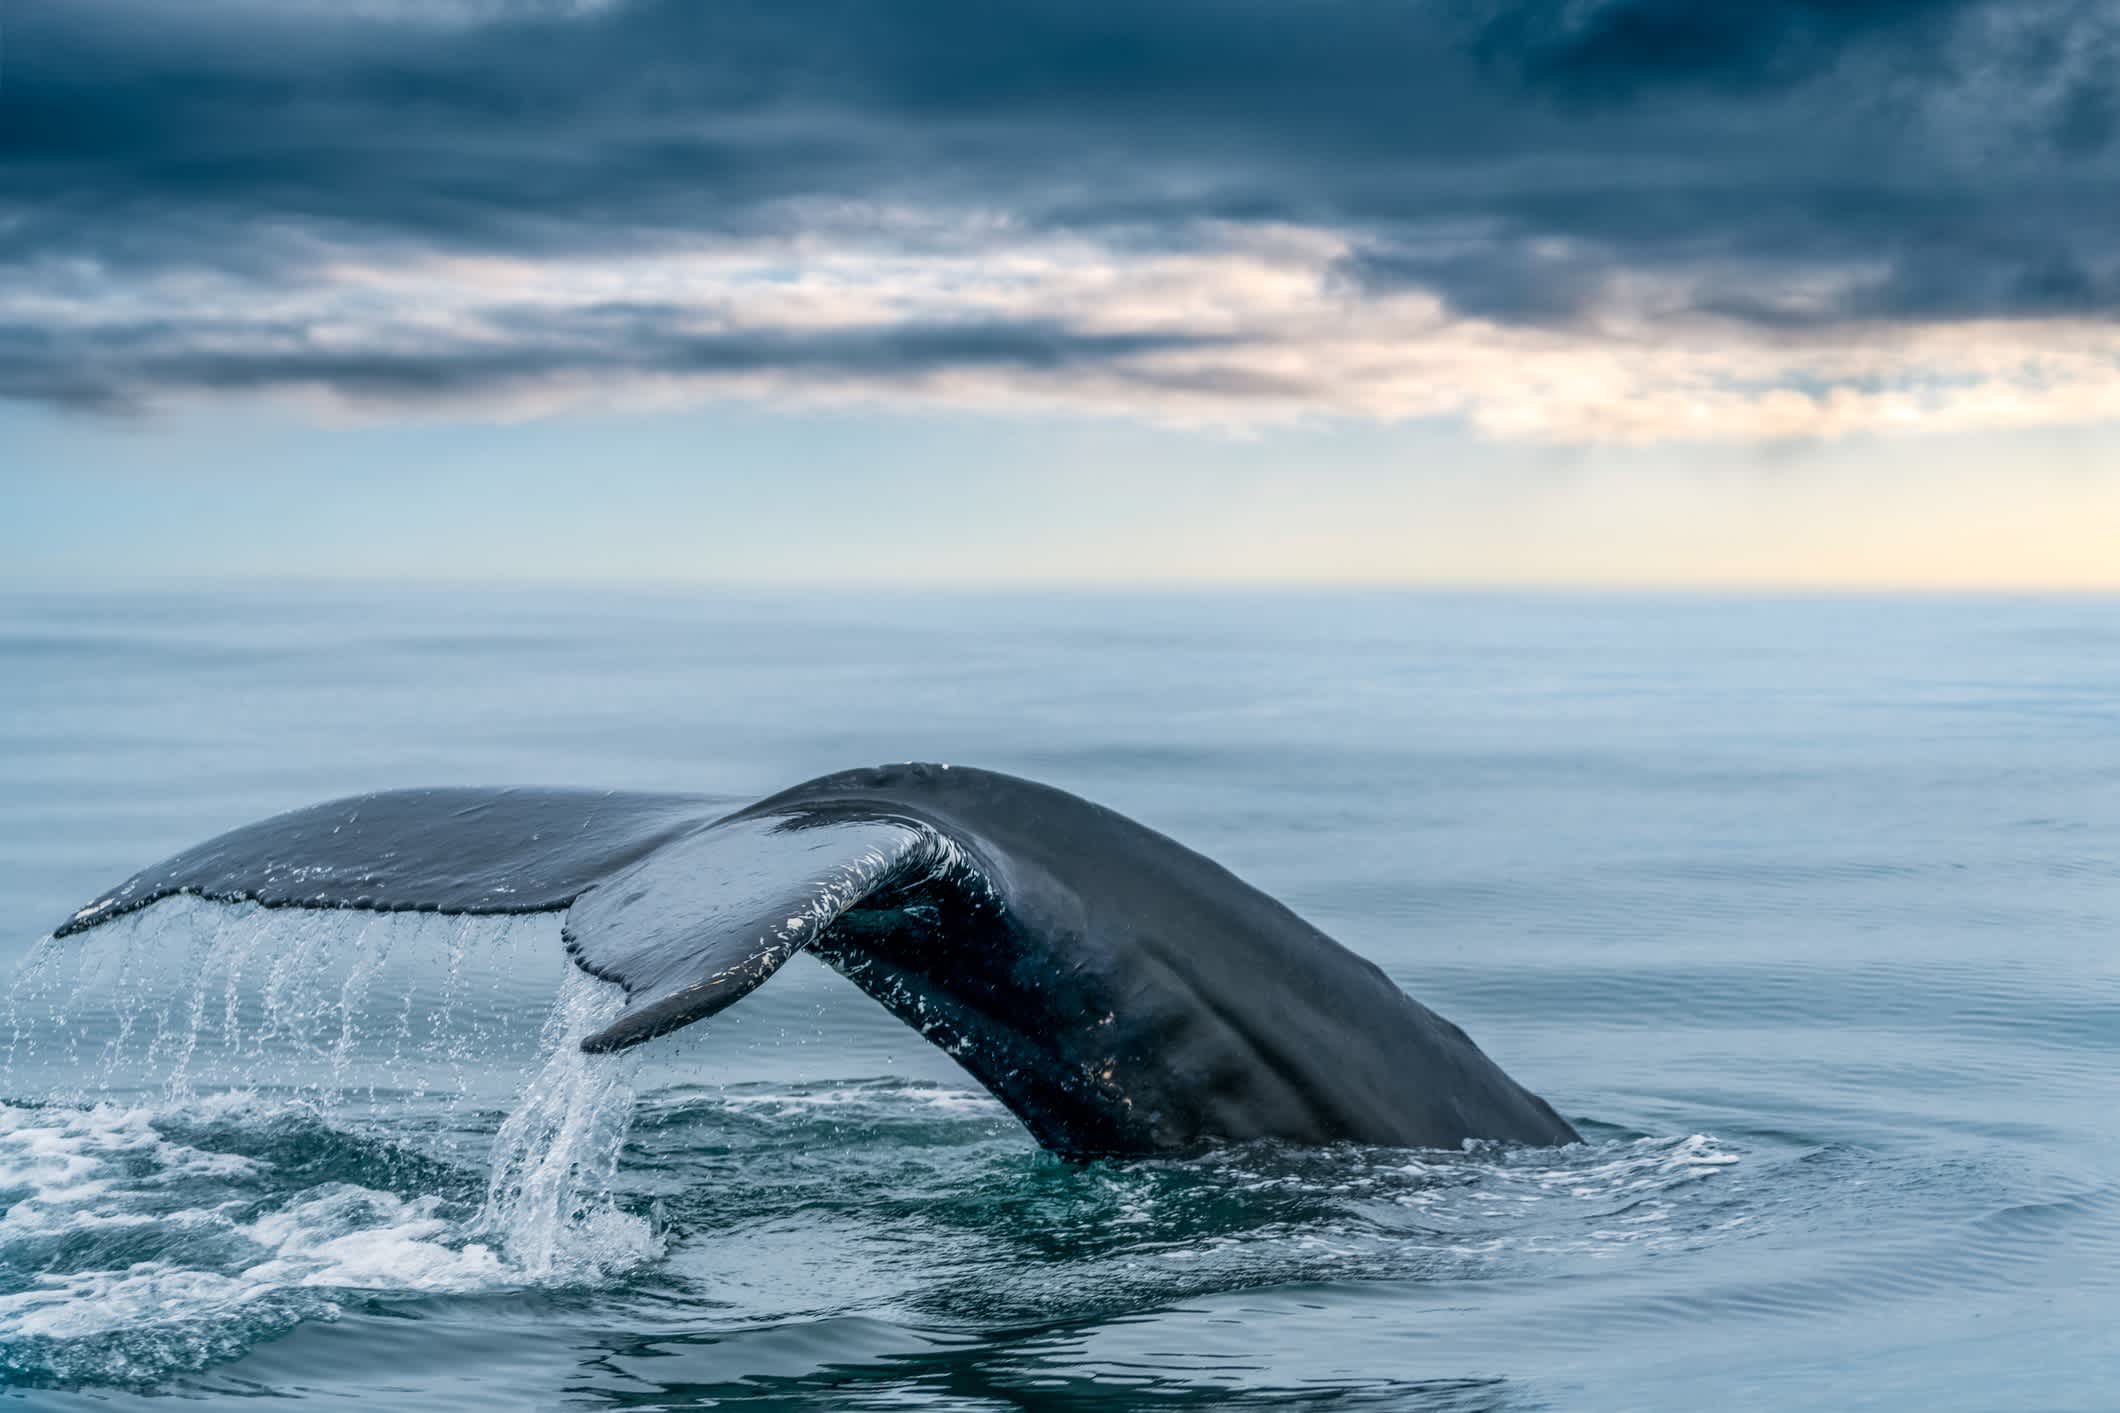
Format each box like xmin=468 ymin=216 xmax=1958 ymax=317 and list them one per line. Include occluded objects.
xmin=54 ymin=764 xmax=1579 ymax=1156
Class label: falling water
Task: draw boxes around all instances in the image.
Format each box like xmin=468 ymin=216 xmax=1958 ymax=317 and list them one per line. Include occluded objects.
xmin=473 ymin=966 xmax=660 ymax=1279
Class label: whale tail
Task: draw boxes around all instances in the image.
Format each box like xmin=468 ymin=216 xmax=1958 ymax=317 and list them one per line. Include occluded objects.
xmin=53 ymin=767 xmax=1582 ymax=1155
xmin=52 ymin=787 xmax=945 ymax=1055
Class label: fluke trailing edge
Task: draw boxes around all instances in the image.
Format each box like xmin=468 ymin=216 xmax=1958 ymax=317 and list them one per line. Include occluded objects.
xmin=54 ymin=764 xmax=1579 ymax=1156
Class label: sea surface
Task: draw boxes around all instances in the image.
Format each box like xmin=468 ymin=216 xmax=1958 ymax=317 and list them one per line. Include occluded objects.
xmin=0 ymin=586 xmax=2114 ymax=1410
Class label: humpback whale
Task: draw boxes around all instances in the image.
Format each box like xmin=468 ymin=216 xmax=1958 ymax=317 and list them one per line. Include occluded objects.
xmin=54 ymin=764 xmax=1578 ymax=1156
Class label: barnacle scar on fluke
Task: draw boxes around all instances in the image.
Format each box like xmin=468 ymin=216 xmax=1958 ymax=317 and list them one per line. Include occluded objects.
xmin=55 ymin=763 xmax=1578 ymax=1157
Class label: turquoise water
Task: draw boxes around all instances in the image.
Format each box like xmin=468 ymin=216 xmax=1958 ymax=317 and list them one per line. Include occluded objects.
xmin=1 ymin=586 xmax=2114 ymax=1409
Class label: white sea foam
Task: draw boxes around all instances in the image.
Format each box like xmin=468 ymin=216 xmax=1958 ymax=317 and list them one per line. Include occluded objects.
xmin=0 ymin=1100 xmax=511 ymax=1343
xmin=712 ymin=1080 xmax=1003 ymax=1115
xmin=239 ymin=1186 xmax=507 ymax=1292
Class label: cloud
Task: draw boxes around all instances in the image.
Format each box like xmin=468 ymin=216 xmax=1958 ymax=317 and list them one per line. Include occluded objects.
xmin=2 ymin=0 xmax=2116 ymax=440
xmin=12 ymin=229 xmax=2116 ymax=444
xmin=1472 ymin=0 xmax=1977 ymax=101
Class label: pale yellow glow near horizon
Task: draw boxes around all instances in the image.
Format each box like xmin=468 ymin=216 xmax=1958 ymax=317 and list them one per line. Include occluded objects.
xmin=773 ymin=437 xmax=2120 ymax=594
xmin=8 ymin=396 xmax=2115 ymax=594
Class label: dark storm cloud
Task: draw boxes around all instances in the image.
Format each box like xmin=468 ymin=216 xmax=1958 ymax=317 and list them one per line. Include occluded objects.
xmin=0 ymin=303 xmax=1232 ymax=413
xmin=1 ymin=0 xmax=2114 ymax=411
xmin=1471 ymin=0 xmax=1979 ymax=102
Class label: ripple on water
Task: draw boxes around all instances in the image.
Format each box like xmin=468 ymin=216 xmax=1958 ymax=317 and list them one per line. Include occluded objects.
xmin=2 ymin=870 xmax=2114 ymax=1407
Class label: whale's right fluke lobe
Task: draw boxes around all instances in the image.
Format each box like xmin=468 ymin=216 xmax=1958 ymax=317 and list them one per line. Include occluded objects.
xmin=564 ymin=813 xmax=944 ymax=1054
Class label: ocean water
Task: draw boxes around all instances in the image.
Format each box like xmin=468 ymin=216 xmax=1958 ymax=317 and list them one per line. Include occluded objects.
xmin=0 ymin=585 xmax=2114 ymax=1410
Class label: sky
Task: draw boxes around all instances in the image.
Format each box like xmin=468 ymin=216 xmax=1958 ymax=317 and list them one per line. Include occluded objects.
xmin=4 ymin=0 xmax=2118 ymax=588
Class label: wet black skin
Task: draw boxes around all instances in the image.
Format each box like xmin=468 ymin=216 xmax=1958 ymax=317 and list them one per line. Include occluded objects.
xmin=741 ymin=765 xmax=1579 ymax=1154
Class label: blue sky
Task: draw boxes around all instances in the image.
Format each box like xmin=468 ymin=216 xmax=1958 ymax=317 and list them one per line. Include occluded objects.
xmin=5 ymin=1 xmax=2118 ymax=587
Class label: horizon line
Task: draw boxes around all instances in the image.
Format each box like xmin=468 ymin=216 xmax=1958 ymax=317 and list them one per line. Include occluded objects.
xmin=6 ymin=572 xmax=2120 ymax=600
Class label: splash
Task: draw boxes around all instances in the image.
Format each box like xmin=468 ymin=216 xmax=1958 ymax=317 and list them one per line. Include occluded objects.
xmin=0 ymin=900 xmax=663 ymax=1387
xmin=474 ymin=966 xmax=660 ymax=1280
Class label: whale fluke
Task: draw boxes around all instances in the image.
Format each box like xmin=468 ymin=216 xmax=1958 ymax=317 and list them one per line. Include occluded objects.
xmin=563 ymin=813 xmax=943 ymax=1053
xmin=54 ymin=787 xmax=722 ymax=935
xmin=51 ymin=764 xmax=1581 ymax=1157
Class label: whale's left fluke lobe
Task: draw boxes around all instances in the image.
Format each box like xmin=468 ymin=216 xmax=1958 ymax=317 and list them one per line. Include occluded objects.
xmin=562 ymin=812 xmax=942 ymax=1053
